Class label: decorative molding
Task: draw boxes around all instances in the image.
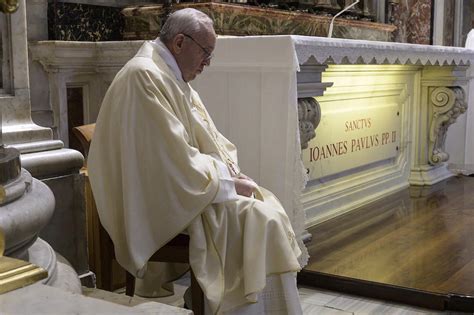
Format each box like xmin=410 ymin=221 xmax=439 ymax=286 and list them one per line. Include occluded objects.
xmin=298 ymin=97 xmax=321 ymax=150
xmin=296 ymin=64 xmax=333 ymax=98
xmin=294 ymin=35 xmax=474 ymax=66
xmin=429 ymin=86 xmax=467 ymax=165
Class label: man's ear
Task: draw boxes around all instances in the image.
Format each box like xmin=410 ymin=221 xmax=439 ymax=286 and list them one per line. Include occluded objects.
xmin=171 ymin=34 xmax=185 ymax=55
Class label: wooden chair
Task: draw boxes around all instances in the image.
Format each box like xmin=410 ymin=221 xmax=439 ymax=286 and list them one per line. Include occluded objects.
xmin=72 ymin=124 xmax=204 ymax=315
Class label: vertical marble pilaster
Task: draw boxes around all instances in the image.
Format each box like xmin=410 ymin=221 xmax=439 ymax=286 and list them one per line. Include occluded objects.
xmin=392 ymin=0 xmax=432 ymax=44
xmin=1 ymin=0 xmax=51 ymax=145
xmin=460 ymin=0 xmax=473 ymax=46
xmin=409 ymin=66 xmax=469 ymax=186
xmin=26 ymin=0 xmax=47 ymax=41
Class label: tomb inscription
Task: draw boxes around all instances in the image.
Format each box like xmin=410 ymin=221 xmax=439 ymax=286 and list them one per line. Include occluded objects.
xmin=304 ymin=102 xmax=400 ymax=179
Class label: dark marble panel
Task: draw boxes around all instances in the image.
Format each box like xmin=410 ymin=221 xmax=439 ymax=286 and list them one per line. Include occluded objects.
xmin=391 ymin=0 xmax=410 ymax=43
xmin=48 ymin=2 xmax=124 ymax=41
xmin=461 ymin=0 xmax=473 ymax=46
xmin=392 ymin=0 xmax=432 ymax=45
xmin=443 ymin=0 xmax=454 ymax=46
xmin=407 ymin=0 xmax=432 ymax=45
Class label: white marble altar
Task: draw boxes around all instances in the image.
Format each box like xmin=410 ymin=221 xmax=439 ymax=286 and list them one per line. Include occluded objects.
xmin=194 ymin=36 xmax=473 ymax=226
xmin=28 ymin=35 xmax=474 ymax=237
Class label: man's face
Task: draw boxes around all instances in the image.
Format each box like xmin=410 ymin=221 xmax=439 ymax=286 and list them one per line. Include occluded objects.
xmin=172 ymin=27 xmax=216 ymax=82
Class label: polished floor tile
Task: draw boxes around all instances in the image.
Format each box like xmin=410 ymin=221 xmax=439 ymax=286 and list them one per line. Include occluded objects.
xmin=301 ymin=302 xmax=353 ymax=315
xmin=84 ymin=283 xmax=472 ymax=314
xmin=299 ymin=286 xmax=340 ymax=306
xmin=301 ymin=176 xmax=474 ymax=311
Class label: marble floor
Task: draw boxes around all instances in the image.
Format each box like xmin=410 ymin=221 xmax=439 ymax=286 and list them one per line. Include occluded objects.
xmin=82 ymin=178 xmax=474 ymax=314
xmin=301 ymin=176 xmax=474 ymax=312
xmin=83 ymin=279 xmax=473 ymax=314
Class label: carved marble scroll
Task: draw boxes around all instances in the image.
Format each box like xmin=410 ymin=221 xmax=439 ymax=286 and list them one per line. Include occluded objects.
xmin=429 ymin=86 xmax=467 ymax=165
xmin=298 ymin=97 xmax=321 ymax=149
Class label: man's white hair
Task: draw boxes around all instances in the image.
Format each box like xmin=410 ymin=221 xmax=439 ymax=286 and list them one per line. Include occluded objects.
xmin=160 ymin=8 xmax=214 ymax=43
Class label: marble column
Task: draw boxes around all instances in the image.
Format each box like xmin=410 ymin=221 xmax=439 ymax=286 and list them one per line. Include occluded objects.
xmin=1 ymin=0 xmax=89 ymax=286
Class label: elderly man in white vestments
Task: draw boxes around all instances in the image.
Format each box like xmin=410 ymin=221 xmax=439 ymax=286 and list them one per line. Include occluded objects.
xmin=88 ymin=8 xmax=303 ymax=315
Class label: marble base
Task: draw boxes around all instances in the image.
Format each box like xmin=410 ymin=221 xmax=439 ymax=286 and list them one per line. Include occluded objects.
xmin=0 ymin=175 xmax=55 ymax=259
xmin=27 ymin=238 xmax=82 ymax=294
xmin=409 ymin=163 xmax=455 ymax=186
xmin=12 ymin=140 xmax=91 ymax=283
xmin=27 ymin=238 xmax=58 ymax=286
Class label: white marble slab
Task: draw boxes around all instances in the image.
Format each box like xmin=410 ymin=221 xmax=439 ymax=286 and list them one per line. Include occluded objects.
xmin=0 ymin=283 xmax=191 ymax=315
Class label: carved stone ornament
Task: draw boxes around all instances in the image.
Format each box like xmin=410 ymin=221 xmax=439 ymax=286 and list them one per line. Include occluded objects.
xmin=298 ymin=97 xmax=321 ymax=149
xmin=429 ymin=86 xmax=467 ymax=165
xmin=0 ymin=0 xmax=19 ymax=13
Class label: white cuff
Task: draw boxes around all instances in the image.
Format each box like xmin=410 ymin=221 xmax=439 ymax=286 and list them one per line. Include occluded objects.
xmin=213 ymin=159 xmax=238 ymax=203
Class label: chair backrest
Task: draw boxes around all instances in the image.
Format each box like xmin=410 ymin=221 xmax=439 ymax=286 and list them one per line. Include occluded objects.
xmin=72 ymin=123 xmax=96 ymax=162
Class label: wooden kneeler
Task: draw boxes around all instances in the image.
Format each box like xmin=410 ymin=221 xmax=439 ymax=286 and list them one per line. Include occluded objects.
xmin=73 ymin=124 xmax=205 ymax=315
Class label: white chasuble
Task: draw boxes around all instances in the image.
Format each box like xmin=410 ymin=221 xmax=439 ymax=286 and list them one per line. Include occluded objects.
xmin=88 ymin=42 xmax=302 ymax=314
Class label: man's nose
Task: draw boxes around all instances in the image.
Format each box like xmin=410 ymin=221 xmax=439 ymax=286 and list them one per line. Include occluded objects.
xmin=203 ymin=58 xmax=211 ymax=67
